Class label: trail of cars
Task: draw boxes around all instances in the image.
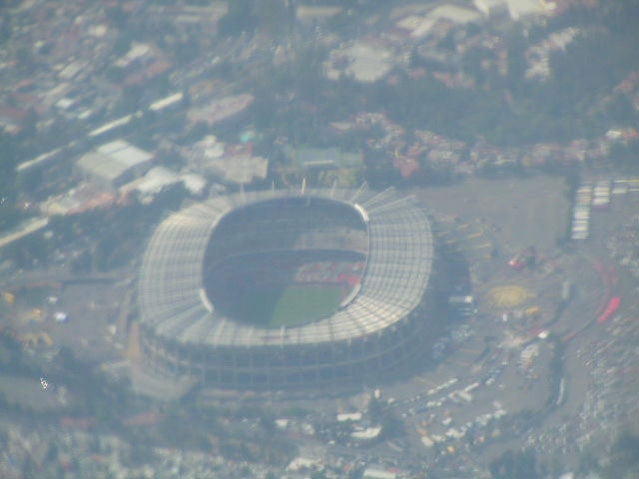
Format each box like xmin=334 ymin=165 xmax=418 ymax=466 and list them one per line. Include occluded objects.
xmin=572 ymin=177 xmax=639 ymax=241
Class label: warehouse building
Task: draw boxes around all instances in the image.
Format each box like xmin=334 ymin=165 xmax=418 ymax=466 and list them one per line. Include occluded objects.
xmin=75 ymin=139 xmax=154 ymax=188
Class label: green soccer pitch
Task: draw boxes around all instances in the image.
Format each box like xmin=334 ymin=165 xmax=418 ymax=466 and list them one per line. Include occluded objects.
xmin=239 ymin=284 xmax=343 ymax=328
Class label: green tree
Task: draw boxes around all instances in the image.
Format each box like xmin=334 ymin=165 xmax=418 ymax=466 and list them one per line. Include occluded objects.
xmin=610 ymin=140 xmax=639 ymax=172
xmin=113 ymin=35 xmax=131 ymax=56
xmin=489 ymin=449 xmax=538 ymax=479
xmin=255 ymin=0 xmax=292 ymax=36
xmin=505 ymin=27 xmax=528 ymax=95
xmin=600 ymin=432 xmax=639 ymax=479
xmin=0 ymin=17 xmax=11 ymax=44
xmin=218 ymin=0 xmax=256 ymax=37
xmin=106 ymin=6 xmax=128 ymax=30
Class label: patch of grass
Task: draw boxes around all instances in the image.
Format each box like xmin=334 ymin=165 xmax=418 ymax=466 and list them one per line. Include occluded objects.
xmin=239 ymin=289 xmax=281 ymax=327
xmin=270 ymin=285 xmax=342 ymax=328
xmin=236 ymin=284 xmax=343 ymax=328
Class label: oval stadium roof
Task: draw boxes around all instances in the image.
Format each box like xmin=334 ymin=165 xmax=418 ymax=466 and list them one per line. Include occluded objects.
xmin=138 ymin=186 xmax=434 ymax=347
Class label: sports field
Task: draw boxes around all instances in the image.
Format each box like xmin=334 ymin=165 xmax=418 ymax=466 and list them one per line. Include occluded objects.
xmin=240 ymin=284 xmax=343 ymax=328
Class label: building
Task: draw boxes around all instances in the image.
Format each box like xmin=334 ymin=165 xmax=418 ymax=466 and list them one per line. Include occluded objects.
xmin=187 ymin=93 xmax=254 ymax=127
xmin=137 ymin=186 xmax=442 ymax=391
xmin=363 ymin=468 xmax=397 ymax=479
xmin=40 ymin=183 xmax=115 ymax=216
xmin=475 ymin=0 xmax=548 ymax=20
xmin=189 ymin=136 xmax=268 ymax=186
xmin=207 ymin=154 xmax=268 ymax=186
xmin=133 ymin=166 xmax=182 ymax=203
xmin=288 ymin=147 xmax=364 ymax=171
xmin=75 ymin=139 xmax=154 ymax=188
xmin=474 ymin=0 xmax=510 ymax=18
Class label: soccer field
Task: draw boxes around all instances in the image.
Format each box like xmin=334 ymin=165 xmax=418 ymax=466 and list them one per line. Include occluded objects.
xmin=239 ymin=284 xmax=342 ymax=328
xmin=270 ymin=285 xmax=343 ymax=328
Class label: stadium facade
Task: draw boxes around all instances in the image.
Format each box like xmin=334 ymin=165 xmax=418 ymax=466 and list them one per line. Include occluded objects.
xmin=137 ymin=186 xmax=441 ymax=390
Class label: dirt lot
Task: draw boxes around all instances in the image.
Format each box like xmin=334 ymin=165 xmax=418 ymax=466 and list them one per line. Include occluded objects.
xmin=51 ymin=278 xmax=131 ymax=362
xmin=411 ymin=175 xmax=570 ymax=254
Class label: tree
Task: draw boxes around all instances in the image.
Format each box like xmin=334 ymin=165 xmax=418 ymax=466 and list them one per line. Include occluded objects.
xmin=610 ymin=140 xmax=639 ymax=172
xmin=125 ymin=442 xmax=158 ymax=468
xmin=0 ymin=17 xmax=11 ymax=45
xmin=20 ymin=108 xmax=38 ymax=140
xmin=368 ymin=396 xmax=384 ymax=422
xmin=172 ymin=37 xmax=202 ymax=66
xmin=113 ymin=35 xmax=131 ymax=56
xmin=45 ymin=441 xmax=59 ymax=462
xmin=489 ymin=449 xmax=538 ymax=479
xmin=218 ymin=0 xmax=257 ymax=37
xmin=255 ymin=0 xmax=292 ymax=36
xmin=505 ymin=27 xmax=528 ymax=95
xmin=15 ymin=45 xmax=34 ymax=69
xmin=600 ymin=433 xmax=639 ymax=479
xmin=461 ymin=47 xmax=490 ymax=87
xmin=607 ymin=94 xmax=639 ymax=125
xmin=20 ymin=456 xmax=37 ymax=479
xmin=117 ymin=84 xmax=144 ymax=114
xmin=106 ymin=6 xmax=128 ymax=30
xmin=380 ymin=410 xmax=405 ymax=440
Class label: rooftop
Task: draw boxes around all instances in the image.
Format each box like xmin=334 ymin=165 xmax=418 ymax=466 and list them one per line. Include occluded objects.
xmin=138 ymin=186 xmax=434 ymax=347
xmin=77 ymin=140 xmax=153 ymax=184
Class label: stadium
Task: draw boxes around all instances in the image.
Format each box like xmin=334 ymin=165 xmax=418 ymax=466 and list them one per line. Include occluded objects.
xmin=137 ymin=186 xmax=441 ymax=390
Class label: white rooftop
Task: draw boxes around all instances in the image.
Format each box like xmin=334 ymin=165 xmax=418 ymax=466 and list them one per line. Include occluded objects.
xmin=351 ymin=426 xmax=382 ymax=440
xmin=363 ymin=467 xmax=397 ymax=479
xmin=429 ymin=4 xmax=482 ymax=24
xmin=149 ymin=92 xmax=184 ymax=112
xmin=97 ymin=139 xmax=130 ymax=155
xmin=138 ymin=187 xmax=434 ymax=347
xmin=136 ymin=167 xmax=181 ymax=196
xmin=77 ymin=140 xmax=153 ymax=184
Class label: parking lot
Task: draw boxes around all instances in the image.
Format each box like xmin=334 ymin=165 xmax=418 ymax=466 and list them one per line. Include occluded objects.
xmin=411 ymin=175 xmax=569 ymax=253
xmin=374 ymin=175 xmax=639 ymax=468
